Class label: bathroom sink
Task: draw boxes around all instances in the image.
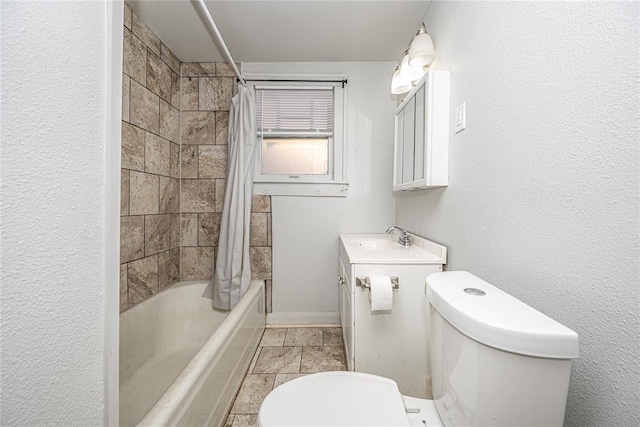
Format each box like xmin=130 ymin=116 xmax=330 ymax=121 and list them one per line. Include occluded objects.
xmin=340 ymin=233 xmax=447 ymax=264
xmin=350 ymin=238 xmax=399 ymax=252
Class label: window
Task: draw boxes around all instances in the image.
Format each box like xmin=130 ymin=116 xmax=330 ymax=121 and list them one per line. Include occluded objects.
xmin=251 ymin=78 xmax=347 ymax=196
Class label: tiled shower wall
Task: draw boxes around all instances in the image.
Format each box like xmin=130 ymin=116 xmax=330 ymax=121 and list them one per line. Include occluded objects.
xmin=179 ymin=63 xmax=273 ymax=312
xmin=120 ymin=4 xmax=273 ymax=312
xmin=120 ymin=5 xmax=181 ymax=312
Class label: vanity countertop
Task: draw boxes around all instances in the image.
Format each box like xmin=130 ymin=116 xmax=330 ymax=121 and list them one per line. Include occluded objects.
xmin=339 ymin=233 xmax=447 ymax=265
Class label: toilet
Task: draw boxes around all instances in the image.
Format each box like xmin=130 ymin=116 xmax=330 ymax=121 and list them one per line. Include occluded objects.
xmin=257 ymin=271 xmax=579 ymax=427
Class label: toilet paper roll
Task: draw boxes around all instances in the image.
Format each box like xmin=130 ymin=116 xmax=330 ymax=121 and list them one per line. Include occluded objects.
xmin=369 ymin=276 xmax=393 ymax=312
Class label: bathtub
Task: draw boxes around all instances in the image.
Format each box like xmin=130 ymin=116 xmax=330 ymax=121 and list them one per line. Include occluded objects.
xmin=120 ymin=280 xmax=265 ymax=427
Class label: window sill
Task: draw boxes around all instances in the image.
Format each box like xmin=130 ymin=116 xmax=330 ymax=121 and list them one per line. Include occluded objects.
xmin=253 ymin=181 xmax=349 ymax=197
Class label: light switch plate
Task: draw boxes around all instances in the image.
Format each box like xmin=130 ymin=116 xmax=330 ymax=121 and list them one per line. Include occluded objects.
xmin=455 ymin=102 xmax=466 ymax=133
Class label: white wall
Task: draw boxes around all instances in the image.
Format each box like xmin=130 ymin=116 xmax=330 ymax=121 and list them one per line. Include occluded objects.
xmin=0 ymin=1 xmax=121 ymax=424
xmin=396 ymin=1 xmax=639 ymax=425
xmin=243 ymin=62 xmax=397 ymax=321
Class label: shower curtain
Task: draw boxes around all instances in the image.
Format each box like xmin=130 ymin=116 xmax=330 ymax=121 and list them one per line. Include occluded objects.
xmin=204 ymin=84 xmax=257 ymax=310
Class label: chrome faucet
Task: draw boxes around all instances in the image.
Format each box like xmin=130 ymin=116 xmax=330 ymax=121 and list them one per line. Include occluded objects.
xmin=386 ymin=226 xmax=412 ymax=246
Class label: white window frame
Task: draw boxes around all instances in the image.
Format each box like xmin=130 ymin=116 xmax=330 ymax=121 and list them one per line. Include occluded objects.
xmin=247 ymin=74 xmax=349 ymax=197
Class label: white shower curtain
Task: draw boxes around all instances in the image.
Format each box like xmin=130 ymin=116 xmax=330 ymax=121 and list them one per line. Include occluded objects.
xmin=204 ymin=84 xmax=257 ymax=310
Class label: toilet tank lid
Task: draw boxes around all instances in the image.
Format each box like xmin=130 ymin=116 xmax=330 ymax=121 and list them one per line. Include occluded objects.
xmin=426 ymin=271 xmax=579 ymax=359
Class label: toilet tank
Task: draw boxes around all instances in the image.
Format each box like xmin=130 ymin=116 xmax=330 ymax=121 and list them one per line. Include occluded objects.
xmin=426 ymin=272 xmax=579 ymax=427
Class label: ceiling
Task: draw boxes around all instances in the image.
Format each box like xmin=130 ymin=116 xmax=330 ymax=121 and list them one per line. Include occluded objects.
xmin=127 ymin=1 xmax=430 ymax=63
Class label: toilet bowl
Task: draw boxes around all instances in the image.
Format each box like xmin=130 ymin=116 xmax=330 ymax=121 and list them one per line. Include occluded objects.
xmin=258 ymin=271 xmax=579 ymax=427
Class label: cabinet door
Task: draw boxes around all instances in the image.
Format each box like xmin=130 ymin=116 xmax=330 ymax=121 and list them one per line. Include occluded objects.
xmin=413 ymin=85 xmax=426 ymax=182
xmin=338 ymin=259 xmax=354 ymax=371
xmin=394 ymin=109 xmax=404 ymax=187
xmin=402 ymin=96 xmax=416 ymax=184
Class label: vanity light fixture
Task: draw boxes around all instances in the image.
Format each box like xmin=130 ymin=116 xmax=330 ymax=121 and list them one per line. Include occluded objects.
xmin=399 ymin=50 xmax=425 ymax=83
xmin=391 ymin=22 xmax=436 ymax=94
xmin=408 ymin=23 xmax=436 ymax=67
xmin=391 ymin=64 xmax=412 ymax=95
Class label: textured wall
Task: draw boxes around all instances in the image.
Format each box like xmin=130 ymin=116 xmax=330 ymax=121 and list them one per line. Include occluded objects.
xmin=396 ymin=2 xmax=639 ymax=425
xmin=120 ymin=4 xmax=181 ymax=311
xmin=0 ymin=1 xmax=110 ymax=424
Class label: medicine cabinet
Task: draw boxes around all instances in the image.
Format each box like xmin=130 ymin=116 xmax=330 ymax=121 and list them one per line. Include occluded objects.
xmin=393 ymin=70 xmax=450 ymax=191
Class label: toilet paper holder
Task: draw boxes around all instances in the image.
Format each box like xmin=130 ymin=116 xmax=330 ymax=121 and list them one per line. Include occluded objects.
xmin=356 ymin=276 xmax=399 ymax=290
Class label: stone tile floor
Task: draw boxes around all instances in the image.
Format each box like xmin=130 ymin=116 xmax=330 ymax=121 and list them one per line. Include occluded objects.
xmin=224 ymin=327 xmax=346 ymax=426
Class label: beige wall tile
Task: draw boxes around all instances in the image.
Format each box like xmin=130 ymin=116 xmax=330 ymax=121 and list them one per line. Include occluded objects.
xmin=159 ymin=248 xmax=180 ymax=291
xmin=181 ymin=246 xmax=215 ymax=281
xmin=121 ymin=169 xmax=130 ymax=215
xmin=182 ymin=111 xmax=214 ymax=145
xmin=182 ymin=62 xmax=216 ymax=77
xmin=160 ymin=100 xmax=180 ymax=143
xmin=124 ymin=3 xmax=132 ymax=30
xmin=170 ymin=71 xmax=180 ymax=109
xmin=159 ymin=176 xmax=179 ymax=214
xmin=182 ymin=179 xmax=215 ymax=212
xmin=145 ymin=214 xmax=172 ymax=255
xmin=252 ymin=195 xmax=271 ymax=213
xmin=170 ymin=214 xmax=180 ymax=249
xmin=122 ymin=74 xmax=130 ymax=122
xmin=145 ymin=133 xmax=170 ymax=176
xmin=120 ymin=264 xmax=128 ymax=312
xmin=130 ymin=80 xmax=160 ymax=134
xmin=199 ymin=77 xmax=233 ymax=111
xmin=267 ymin=213 xmax=272 ymax=246
xmin=215 ymin=111 xmax=229 ymax=145
xmin=181 ymin=145 xmax=198 ymax=178
xmin=181 ymin=77 xmax=198 ymax=110
xmin=170 ymin=142 xmax=180 ymax=178
xmin=250 ymin=213 xmax=268 ymax=246
xmin=132 ymin=11 xmax=161 ymax=55
xmin=181 ymin=213 xmax=198 ymax=246
xmin=198 ymin=212 xmax=222 ymax=247
xmin=120 ymin=215 xmax=144 ymax=263
xmin=216 ymin=62 xmax=240 ymax=77
xmin=123 ymin=29 xmax=146 ymax=85
xmin=161 ymin=43 xmax=180 ymax=74
xmin=199 ymin=145 xmax=227 ymax=179
xmin=250 ymin=247 xmax=272 ymax=280
xmin=128 ymin=255 xmax=159 ymax=306
xmin=130 ymin=171 xmax=159 ymax=215
xmin=215 ymin=179 xmax=226 ymax=212
xmin=147 ymin=51 xmax=172 ymax=102
xmin=122 ymin=122 xmax=145 ymax=171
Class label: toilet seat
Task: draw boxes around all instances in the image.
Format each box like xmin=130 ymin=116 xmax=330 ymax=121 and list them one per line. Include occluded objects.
xmin=257 ymin=371 xmax=411 ymax=426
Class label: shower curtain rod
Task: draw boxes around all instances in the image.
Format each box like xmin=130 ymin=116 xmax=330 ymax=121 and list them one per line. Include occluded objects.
xmin=195 ymin=0 xmax=246 ymax=86
xmin=240 ymin=79 xmax=348 ymax=88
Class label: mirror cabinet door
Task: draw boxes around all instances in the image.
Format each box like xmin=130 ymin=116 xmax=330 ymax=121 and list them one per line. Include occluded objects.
xmin=395 ymin=108 xmax=404 ymax=186
xmin=413 ymin=85 xmax=426 ymax=182
xmin=402 ymin=96 xmax=416 ymax=185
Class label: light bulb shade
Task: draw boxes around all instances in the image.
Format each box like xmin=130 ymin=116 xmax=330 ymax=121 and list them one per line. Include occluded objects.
xmin=408 ymin=31 xmax=436 ymax=67
xmin=391 ymin=67 xmax=411 ymax=94
xmin=400 ymin=52 xmax=425 ymax=82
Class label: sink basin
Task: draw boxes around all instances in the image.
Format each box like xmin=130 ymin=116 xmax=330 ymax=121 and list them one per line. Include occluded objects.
xmin=350 ymin=238 xmax=399 ymax=252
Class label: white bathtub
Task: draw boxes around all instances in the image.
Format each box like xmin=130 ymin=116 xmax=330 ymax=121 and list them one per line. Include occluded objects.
xmin=120 ymin=280 xmax=265 ymax=427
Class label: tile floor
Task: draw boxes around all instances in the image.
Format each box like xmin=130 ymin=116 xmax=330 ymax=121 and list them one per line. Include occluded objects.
xmin=224 ymin=327 xmax=347 ymax=426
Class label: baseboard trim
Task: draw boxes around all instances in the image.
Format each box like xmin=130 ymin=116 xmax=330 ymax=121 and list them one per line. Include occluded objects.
xmin=266 ymin=311 xmax=340 ymax=327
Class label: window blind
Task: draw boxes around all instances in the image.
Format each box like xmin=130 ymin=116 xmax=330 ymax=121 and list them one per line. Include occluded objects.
xmin=256 ymin=87 xmax=335 ymax=136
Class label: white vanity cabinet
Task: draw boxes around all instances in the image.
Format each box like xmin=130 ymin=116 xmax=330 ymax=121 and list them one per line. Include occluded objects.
xmin=393 ymin=70 xmax=450 ymax=191
xmin=338 ymin=234 xmax=447 ymax=398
